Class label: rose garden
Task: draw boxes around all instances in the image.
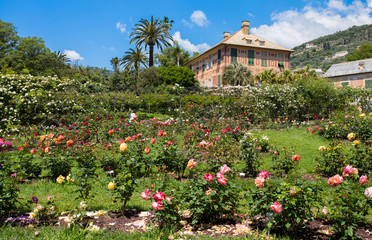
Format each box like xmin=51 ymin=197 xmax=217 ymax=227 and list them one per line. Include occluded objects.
xmin=0 ymin=74 xmax=372 ymax=240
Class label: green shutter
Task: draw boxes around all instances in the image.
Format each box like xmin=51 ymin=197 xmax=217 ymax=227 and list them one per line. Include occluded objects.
xmin=341 ymin=82 xmax=349 ymax=86
xmin=365 ymin=79 xmax=372 ymax=88
xmin=231 ymin=48 xmax=237 ymax=63
xmin=261 ymin=59 xmax=267 ymax=67
xmin=218 ymin=49 xmax=221 ymax=64
xmin=248 ymin=50 xmax=254 ymax=65
xmin=217 ymin=75 xmax=221 ymax=87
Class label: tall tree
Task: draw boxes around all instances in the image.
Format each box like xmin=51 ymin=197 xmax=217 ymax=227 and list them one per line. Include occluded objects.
xmin=120 ymin=47 xmax=148 ymax=80
xmin=222 ymin=63 xmax=252 ymax=86
xmin=155 ymin=45 xmax=190 ymax=67
xmin=130 ymin=16 xmax=173 ymax=67
xmin=110 ymin=57 xmax=120 ymax=73
xmin=0 ymin=20 xmax=19 ymax=69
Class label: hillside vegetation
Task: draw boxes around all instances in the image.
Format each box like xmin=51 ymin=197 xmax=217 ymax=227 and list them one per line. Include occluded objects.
xmin=290 ymin=24 xmax=372 ymax=71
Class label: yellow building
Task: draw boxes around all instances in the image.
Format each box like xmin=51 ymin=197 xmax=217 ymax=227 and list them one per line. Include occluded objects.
xmin=185 ymin=21 xmax=294 ymax=87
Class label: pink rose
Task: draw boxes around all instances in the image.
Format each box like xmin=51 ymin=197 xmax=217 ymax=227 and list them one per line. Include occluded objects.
xmin=204 ymin=174 xmax=214 ymax=183
xmin=258 ymin=169 xmax=270 ymax=179
xmin=255 ymin=176 xmax=265 ymax=188
xmin=165 ymin=196 xmax=173 ymax=202
xmin=205 ymin=188 xmax=213 ymax=196
xmin=322 ymin=206 xmax=329 ymax=215
xmin=220 ymin=164 xmax=231 ymax=175
xmin=343 ymin=165 xmax=358 ymax=177
xmin=328 ymin=174 xmax=343 ymax=187
xmin=360 ymin=175 xmax=369 ymax=185
xmin=217 ymin=176 xmax=228 ymax=185
xmin=270 ymin=201 xmax=283 ymax=214
xmin=151 ymin=201 xmax=163 ymax=211
xmin=153 ymin=191 xmax=165 ymax=202
xmin=140 ymin=189 xmax=152 ymax=200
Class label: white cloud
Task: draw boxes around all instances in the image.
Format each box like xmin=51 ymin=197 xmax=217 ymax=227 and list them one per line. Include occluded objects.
xmin=173 ymin=31 xmax=211 ymax=53
xmin=116 ymin=21 xmax=126 ymax=33
xmin=63 ymin=50 xmax=84 ymax=61
xmin=190 ymin=10 xmax=209 ymax=27
xmin=250 ymin=0 xmax=372 ymax=48
xmin=182 ymin=19 xmax=193 ymax=28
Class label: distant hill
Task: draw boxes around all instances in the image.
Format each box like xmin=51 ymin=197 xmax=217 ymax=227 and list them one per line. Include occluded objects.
xmin=290 ymin=24 xmax=372 ymax=71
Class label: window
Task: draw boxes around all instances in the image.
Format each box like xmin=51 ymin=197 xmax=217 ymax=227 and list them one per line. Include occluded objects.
xmin=259 ymin=40 xmax=265 ymax=45
xmin=196 ymin=67 xmax=199 ymax=74
xmin=248 ymin=50 xmax=254 ymax=65
xmin=217 ymin=75 xmax=221 ymax=87
xmin=202 ymin=64 xmax=205 ymax=71
xmin=261 ymin=51 xmax=268 ymax=57
xmin=278 ymin=61 xmax=284 ymax=69
xmin=218 ymin=49 xmax=221 ymax=64
xmin=231 ymin=48 xmax=237 ymax=63
xmin=278 ymin=53 xmax=284 ymax=58
xmin=366 ymin=79 xmax=372 ymax=88
xmin=261 ymin=59 xmax=267 ymax=67
xmin=246 ymin=39 xmax=252 ymax=44
xmin=189 ymin=65 xmax=192 ymax=70
xmin=342 ymin=82 xmax=349 ymax=86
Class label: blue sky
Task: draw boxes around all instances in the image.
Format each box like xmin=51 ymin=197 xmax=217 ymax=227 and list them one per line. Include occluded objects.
xmin=1 ymin=0 xmax=371 ymax=69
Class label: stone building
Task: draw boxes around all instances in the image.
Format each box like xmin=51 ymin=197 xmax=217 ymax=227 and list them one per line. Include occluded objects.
xmin=185 ymin=21 xmax=294 ymax=87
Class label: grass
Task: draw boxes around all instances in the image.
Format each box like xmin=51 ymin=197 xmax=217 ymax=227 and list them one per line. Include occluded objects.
xmin=256 ymin=128 xmax=331 ymax=174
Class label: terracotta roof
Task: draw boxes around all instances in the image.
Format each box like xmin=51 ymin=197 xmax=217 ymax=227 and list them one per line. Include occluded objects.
xmin=186 ymin=29 xmax=294 ymax=64
xmin=323 ymin=58 xmax=372 ymax=77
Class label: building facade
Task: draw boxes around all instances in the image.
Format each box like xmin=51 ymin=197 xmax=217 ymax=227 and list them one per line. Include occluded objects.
xmin=323 ymin=58 xmax=372 ymax=88
xmin=185 ymin=21 xmax=294 ymax=87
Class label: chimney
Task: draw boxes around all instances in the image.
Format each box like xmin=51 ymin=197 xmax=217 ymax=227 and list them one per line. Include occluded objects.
xmin=359 ymin=62 xmax=365 ymax=71
xmin=241 ymin=20 xmax=250 ymax=35
xmin=223 ymin=32 xmax=231 ymax=39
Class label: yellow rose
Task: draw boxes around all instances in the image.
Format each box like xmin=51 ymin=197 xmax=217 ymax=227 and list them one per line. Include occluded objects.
xmin=359 ymin=113 xmax=366 ymax=117
xmin=56 ymin=175 xmax=65 ymax=184
xmin=353 ymin=140 xmax=360 ymax=145
xmin=108 ymin=182 xmax=115 ymax=190
xmin=120 ymin=143 xmax=127 ymax=153
xmin=318 ymin=146 xmax=326 ymax=151
xmin=347 ymin=133 xmax=355 ymax=140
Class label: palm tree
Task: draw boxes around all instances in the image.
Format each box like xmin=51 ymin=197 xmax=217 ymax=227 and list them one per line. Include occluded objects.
xmin=173 ymin=42 xmax=182 ymax=67
xmin=222 ymin=63 xmax=252 ymax=86
xmin=120 ymin=47 xmax=148 ymax=80
xmin=255 ymin=69 xmax=278 ymax=84
xmin=110 ymin=57 xmax=120 ymax=73
xmin=130 ymin=16 xmax=173 ymax=67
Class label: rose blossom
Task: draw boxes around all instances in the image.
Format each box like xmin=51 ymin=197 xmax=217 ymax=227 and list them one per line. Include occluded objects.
xmin=365 ymin=187 xmax=372 ymax=198
xmin=322 ymin=206 xmax=329 ymax=215
xmin=144 ymin=147 xmax=150 ymax=154
xmin=292 ymin=155 xmax=301 ymax=161
xmin=141 ymin=189 xmax=152 ymax=200
xmin=204 ymin=174 xmax=214 ymax=183
xmin=359 ymin=175 xmax=369 ymax=185
xmin=255 ymin=176 xmax=265 ymax=188
xmin=151 ymin=201 xmax=163 ymax=211
xmin=328 ymin=174 xmax=343 ymax=187
xmin=258 ymin=169 xmax=270 ymax=179
xmin=205 ymin=188 xmax=214 ymax=196
xmin=153 ymin=191 xmax=165 ymax=202
xmin=270 ymin=201 xmax=283 ymax=214
xmin=217 ymin=176 xmax=228 ymax=185
xmin=220 ymin=164 xmax=231 ymax=175
xmin=187 ymin=159 xmax=196 ymax=169
xmin=343 ymin=165 xmax=358 ymax=177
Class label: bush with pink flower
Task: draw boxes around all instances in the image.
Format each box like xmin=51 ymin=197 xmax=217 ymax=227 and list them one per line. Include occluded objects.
xmin=248 ymin=169 xmax=319 ymax=234
xmin=180 ymin=164 xmax=238 ymax=225
xmin=323 ymin=166 xmax=372 ymax=239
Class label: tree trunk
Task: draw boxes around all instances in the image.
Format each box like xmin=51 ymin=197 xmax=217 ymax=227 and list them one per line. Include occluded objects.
xmin=149 ymin=44 xmax=154 ymax=67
